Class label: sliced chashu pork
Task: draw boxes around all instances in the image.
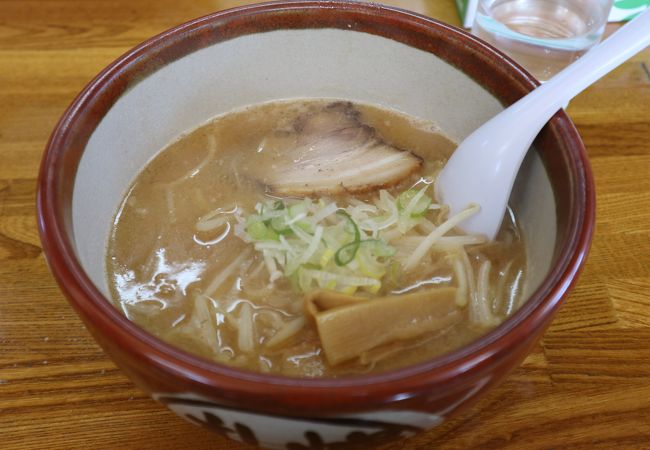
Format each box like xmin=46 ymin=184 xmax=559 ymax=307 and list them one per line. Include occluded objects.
xmin=255 ymin=102 xmax=422 ymax=196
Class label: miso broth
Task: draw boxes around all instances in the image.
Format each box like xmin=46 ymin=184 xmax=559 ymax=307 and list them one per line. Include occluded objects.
xmin=107 ymin=100 xmax=526 ymax=377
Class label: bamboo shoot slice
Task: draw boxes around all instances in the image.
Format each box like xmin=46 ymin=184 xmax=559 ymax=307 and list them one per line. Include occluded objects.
xmin=306 ymin=288 xmax=461 ymax=365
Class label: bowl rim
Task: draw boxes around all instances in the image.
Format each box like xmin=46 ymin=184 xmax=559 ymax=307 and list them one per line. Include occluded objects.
xmin=37 ymin=0 xmax=595 ymax=413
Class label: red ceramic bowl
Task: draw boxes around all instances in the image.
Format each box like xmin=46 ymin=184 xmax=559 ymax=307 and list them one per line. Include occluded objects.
xmin=37 ymin=1 xmax=594 ymax=448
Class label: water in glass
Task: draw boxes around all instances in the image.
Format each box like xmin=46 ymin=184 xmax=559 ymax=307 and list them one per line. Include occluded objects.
xmin=473 ymin=0 xmax=613 ymax=81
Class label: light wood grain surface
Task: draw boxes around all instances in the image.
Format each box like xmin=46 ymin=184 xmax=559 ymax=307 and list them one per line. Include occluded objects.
xmin=1 ymin=1 xmax=649 ymax=448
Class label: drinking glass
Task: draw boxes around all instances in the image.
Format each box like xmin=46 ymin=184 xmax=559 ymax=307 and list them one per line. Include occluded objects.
xmin=472 ymin=0 xmax=614 ymax=81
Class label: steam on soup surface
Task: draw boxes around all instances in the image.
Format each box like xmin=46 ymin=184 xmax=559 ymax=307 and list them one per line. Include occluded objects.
xmin=107 ymin=100 xmax=526 ymax=377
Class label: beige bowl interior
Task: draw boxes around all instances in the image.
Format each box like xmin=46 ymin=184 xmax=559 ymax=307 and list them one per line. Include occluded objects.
xmin=72 ymin=29 xmax=556 ymax=302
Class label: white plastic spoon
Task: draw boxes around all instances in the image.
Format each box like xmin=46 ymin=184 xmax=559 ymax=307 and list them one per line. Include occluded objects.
xmin=436 ymin=9 xmax=650 ymax=240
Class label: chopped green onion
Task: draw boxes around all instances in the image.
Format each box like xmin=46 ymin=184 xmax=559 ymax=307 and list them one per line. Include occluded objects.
xmin=398 ymin=186 xmax=432 ymax=217
xmin=246 ymin=220 xmax=278 ymax=241
xmin=334 ymin=210 xmax=361 ymax=266
xmin=360 ymin=239 xmax=396 ymax=257
xmin=270 ymin=216 xmax=291 ymax=234
xmin=289 ymin=202 xmax=308 ymax=218
xmin=337 ymin=209 xmax=360 ymax=242
xmin=246 ymin=220 xmax=267 ymax=240
xmin=335 ymin=241 xmax=360 ymax=266
xmin=240 ymin=186 xmax=440 ymax=294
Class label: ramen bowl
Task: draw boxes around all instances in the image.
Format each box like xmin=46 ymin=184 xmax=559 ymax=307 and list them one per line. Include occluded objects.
xmin=37 ymin=1 xmax=594 ymax=448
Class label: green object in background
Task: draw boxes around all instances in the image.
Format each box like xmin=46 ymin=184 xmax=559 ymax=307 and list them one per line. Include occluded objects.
xmin=455 ymin=0 xmax=467 ymax=16
xmin=612 ymin=0 xmax=650 ymax=20
xmin=457 ymin=0 xmax=648 ymax=27
xmin=614 ymin=0 xmax=649 ymax=8
xmin=455 ymin=0 xmax=478 ymax=27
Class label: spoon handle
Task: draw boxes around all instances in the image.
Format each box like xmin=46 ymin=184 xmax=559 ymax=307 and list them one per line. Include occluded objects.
xmin=513 ymin=8 xmax=650 ymax=126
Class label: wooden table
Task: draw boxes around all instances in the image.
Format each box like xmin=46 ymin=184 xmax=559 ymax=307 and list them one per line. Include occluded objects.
xmin=1 ymin=1 xmax=649 ymax=448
